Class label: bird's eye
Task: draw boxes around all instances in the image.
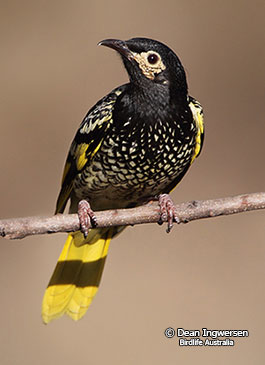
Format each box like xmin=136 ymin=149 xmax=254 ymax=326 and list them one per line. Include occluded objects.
xmin=147 ymin=53 xmax=159 ymax=65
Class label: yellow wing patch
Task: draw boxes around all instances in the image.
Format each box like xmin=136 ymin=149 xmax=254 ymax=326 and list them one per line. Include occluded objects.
xmin=56 ymin=86 xmax=125 ymax=214
xmin=75 ymin=143 xmax=89 ymax=171
xmin=189 ymin=99 xmax=204 ymax=163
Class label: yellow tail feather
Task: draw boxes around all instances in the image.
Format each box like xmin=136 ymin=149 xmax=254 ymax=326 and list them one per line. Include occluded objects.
xmin=42 ymin=228 xmax=113 ymax=324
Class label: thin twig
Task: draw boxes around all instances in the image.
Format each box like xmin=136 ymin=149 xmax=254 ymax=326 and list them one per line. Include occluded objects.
xmin=0 ymin=192 xmax=264 ymax=240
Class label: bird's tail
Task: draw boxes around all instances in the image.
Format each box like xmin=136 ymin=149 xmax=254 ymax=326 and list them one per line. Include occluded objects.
xmin=42 ymin=227 xmax=114 ymax=324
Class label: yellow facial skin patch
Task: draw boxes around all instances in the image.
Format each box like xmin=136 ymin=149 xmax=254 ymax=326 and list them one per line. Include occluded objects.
xmin=133 ymin=51 xmax=166 ymax=80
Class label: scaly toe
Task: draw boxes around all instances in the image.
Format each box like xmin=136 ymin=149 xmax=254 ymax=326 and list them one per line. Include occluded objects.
xmin=78 ymin=200 xmax=97 ymax=238
xmin=158 ymin=193 xmax=180 ymax=233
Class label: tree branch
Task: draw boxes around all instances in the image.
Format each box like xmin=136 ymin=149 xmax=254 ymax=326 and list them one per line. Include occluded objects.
xmin=0 ymin=192 xmax=264 ymax=240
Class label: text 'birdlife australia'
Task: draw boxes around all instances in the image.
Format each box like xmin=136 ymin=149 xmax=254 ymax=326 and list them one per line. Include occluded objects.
xmin=164 ymin=327 xmax=249 ymax=347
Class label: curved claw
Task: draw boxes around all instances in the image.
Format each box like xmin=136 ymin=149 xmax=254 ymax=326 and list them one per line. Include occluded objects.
xmin=78 ymin=200 xmax=97 ymax=238
xmin=158 ymin=194 xmax=180 ymax=233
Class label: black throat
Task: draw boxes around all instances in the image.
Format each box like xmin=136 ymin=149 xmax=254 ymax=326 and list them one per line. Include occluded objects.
xmin=115 ymin=82 xmax=189 ymax=125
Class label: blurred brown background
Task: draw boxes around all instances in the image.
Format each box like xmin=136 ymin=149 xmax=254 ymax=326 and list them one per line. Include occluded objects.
xmin=0 ymin=0 xmax=264 ymax=364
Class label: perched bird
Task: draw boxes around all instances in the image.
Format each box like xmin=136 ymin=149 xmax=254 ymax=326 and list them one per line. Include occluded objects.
xmin=42 ymin=38 xmax=204 ymax=323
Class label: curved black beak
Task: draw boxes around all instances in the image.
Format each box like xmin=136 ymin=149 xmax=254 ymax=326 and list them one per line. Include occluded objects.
xmin=98 ymin=39 xmax=134 ymax=60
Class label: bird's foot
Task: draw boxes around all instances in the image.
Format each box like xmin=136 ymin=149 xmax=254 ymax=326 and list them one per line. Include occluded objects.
xmin=158 ymin=194 xmax=180 ymax=233
xmin=78 ymin=200 xmax=97 ymax=238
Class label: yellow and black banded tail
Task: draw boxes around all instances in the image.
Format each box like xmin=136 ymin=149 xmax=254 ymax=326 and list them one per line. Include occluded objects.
xmin=42 ymin=228 xmax=113 ymax=324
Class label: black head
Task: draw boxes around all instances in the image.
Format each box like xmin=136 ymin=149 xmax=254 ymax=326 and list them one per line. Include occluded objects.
xmin=98 ymin=37 xmax=188 ymax=100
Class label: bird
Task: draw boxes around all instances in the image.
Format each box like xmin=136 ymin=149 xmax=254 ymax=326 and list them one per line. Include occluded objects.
xmin=42 ymin=37 xmax=204 ymax=323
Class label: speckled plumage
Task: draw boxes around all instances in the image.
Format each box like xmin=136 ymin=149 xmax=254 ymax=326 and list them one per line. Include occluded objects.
xmin=42 ymin=38 xmax=204 ymax=323
xmin=70 ymin=87 xmax=202 ymax=211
